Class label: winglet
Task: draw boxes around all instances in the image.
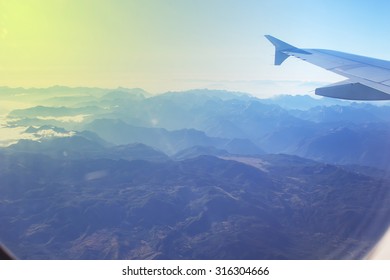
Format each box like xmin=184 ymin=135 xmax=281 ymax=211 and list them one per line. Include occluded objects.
xmin=265 ymin=35 xmax=309 ymax=65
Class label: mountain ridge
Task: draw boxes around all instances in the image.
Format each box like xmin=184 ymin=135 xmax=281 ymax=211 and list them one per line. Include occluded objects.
xmin=0 ymin=152 xmax=388 ymax=259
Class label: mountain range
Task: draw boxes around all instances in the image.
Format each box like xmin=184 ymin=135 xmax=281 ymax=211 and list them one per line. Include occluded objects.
xmin=0 ymin=87 xmax=389 ymax=259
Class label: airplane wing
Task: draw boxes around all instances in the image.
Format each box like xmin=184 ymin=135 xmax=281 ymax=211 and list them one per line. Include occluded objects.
xmin=265 ymin=35 xmax=390 ymax=100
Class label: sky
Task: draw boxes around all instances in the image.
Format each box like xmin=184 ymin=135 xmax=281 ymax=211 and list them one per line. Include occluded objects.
xmin=1 ymin=0 xmax=390 ymax=97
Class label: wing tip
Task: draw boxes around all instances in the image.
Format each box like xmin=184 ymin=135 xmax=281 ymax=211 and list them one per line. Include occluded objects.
xmin=264 ymin=35 xmax=293 ymax=65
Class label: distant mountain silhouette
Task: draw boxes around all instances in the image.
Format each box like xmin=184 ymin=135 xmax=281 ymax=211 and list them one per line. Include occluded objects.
xmin=295 ymin=124 xmax=390 ymax=170
xmin=291 ymin=104 xmax=390 ymax=123
xmin=8 ymin=135 xmax=169 ymax=162
xmin=6 ymin=89 xmax=390 ymax=171
xmin=9 ymin=105 xmax=105 ymax=118
xmin=260 ymin=94 xmax=349 ymax=110
xmin=85 ymin=119 xmax=229 ymax=155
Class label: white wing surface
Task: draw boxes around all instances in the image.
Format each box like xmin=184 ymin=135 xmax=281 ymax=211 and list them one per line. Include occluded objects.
xmin=265 ymin=35 xmax=390 ymax=100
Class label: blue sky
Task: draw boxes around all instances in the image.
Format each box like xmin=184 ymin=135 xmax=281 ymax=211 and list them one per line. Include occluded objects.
xmin=1 ymin=0 xmax=390 ymax=97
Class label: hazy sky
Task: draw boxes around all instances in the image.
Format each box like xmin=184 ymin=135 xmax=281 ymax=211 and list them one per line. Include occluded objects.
xmin=1 ymin=0 xmax=390 ymax=96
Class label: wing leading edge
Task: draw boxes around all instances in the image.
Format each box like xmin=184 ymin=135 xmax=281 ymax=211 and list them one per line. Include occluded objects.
xmin=265 ymin=35 xmax=390 ymax=100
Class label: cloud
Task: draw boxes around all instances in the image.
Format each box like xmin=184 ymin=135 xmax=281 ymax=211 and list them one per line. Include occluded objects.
xmin=36 ymin=114 xmax=89 ymax=123
xmin=29 ymin=129 xmax=75 ymax=139
xmin=0 ymin=115 xmax=76 ymax=147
